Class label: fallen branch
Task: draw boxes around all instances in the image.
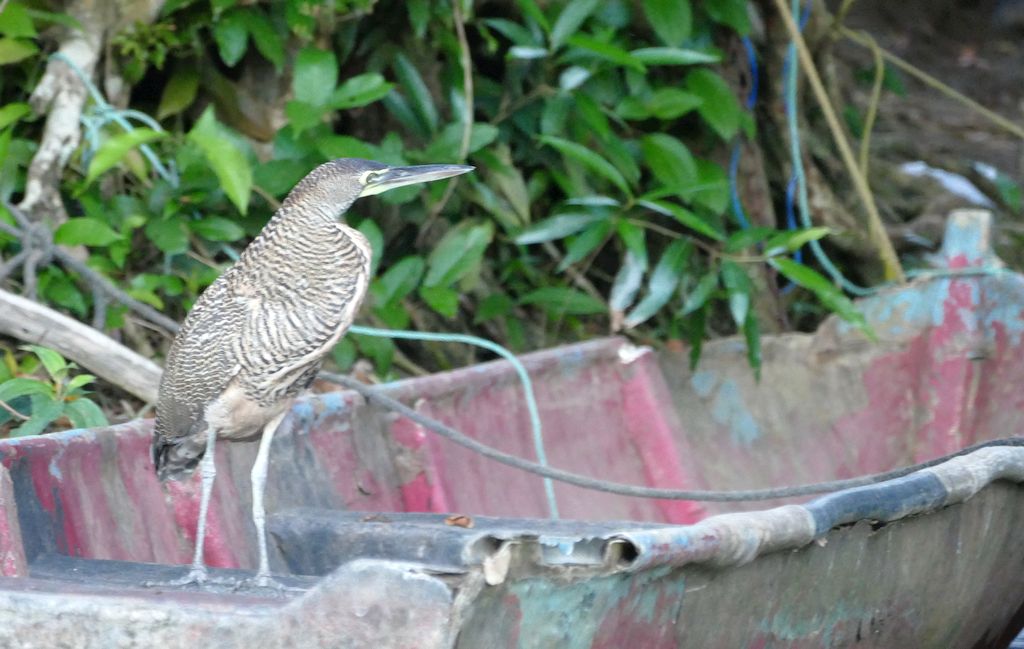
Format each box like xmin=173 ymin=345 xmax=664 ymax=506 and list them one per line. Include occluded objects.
xmin=0 ymin=289 xmax=161 ymax=402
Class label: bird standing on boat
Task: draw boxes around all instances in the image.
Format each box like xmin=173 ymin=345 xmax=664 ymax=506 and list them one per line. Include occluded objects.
xmin=152 ymin=158 xmax=473 ymax=587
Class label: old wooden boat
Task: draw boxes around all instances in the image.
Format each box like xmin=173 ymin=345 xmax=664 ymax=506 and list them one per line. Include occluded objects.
xmin=0 ymin=209 xmax=1021 ymax=648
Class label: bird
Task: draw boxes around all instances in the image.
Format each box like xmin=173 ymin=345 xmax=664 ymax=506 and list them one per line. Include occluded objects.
xmin=151 ymin=158 xmax=474 ymax=588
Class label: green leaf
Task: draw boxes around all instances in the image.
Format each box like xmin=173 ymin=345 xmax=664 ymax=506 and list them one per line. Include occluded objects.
xmin=316 ymin=135 xmax=379 ymax=161
xmin=644 ymin=88 xmax=703 ymax=120
xmin=11 ymin=394 xmax=62 ymax=437
xmin=422 ymin=122 xmax=498 ymax=160
xmin=520 ymin=286 xmax=605 ymax=315
xmin=559 ymin=66 xmax=591 ymax=91
xmin=293 ymin=47 xmax=338 ymax=107
xmin=54 ymin=218 xmax=122 ymax=247
xmin=652 ymin=89 xmax=703 ymax=120
xmin=356 ymin=219 xmax=384 ymax=277
xmin=393 ymin=54 xmax=439 ymax=135
xmin=0 ymin=3 xmax=37 ymax=38
xmin=373 ymin=256 xmax=424 ymax=307
xmin=407 ymin=0 xmax=430 ymax=38
xmin=725 ymin=226 xmax=776 ymax=253
xmin=609 ymin=249 xmax=646 ymax=314
xmin=639 ymin=199 xmax=724 ymax=241
xmin=254 ymin=158 xmax=314 ymax=197
xmin=284 ymin=100 xmax=325 ymax=134
xmin=558 ymin=219 xmax=612 ymax=271
xmin=65 ymin=373 xmax=97 ymax=393
xmin=190 ymin=216 xmax=245 ymax=241
xmin=630 ymin=47 xmax=720 ymax=66
xmin=680 ymin=269 xmax=718 ymax=315
xmin=474 ymin=293 xmax=514 ymax=324
xmin=689 ymin=159 xmax=729 ymax=213
xmin=188 ymin=108 xmax=252 ymax=214
xmin=212 ymin=10 xmax=248 ymax=67
xmin=0 ymin=377 xmax=52 ymax=403
xmin=539 ymin=135 xmax=631 ymax=196
xmin=642 ymin=0 xmax=691 ymax=46
xmin=508 ymin=45 xmax=549 ymax=59
xmin=351 ymin=333 xmax=395 ymax=375
xmin=144 ymin=215 xmax=189 ymax=254
xmin=514 ymin=212 xmax=605 ymax=245
xmin=331 ymin=338 xmax=357 ymax=371
xmin=157 ymin=66 xmax=199 ymax=120
xmin=705 ymin=0 xmax=751 ymax=34
xmin=238 ymin=8 xmax=284 ymax=69
xmin=330 ymin=73 xmax=395 ymax=110
xmin=550 ymin=0 xmax=600 ymax=49
xmin=720 ymin=261 xmax=752 ymax=327
xmin=770 ymin=258 xmax=869 ymax=330
xmin=624 ymin=240 xmax=691 ymax=328
xmin=764 ymin=227 xmax=831 ymax=257
xmin=742 ymin=312 xmax=761 ymax=377
xmin=515 ymin=0 xmax=550 ymax=33
xmin=565 ymin=34 xmax=645 ymax=72
xmin=84 ymin=128 xmax=167 ymax=185
xmin=616 ymin=219 xmax=648 ymax=265
xmin=65 ymin=398 xmax=109 ymax=429
xmin=24 ymin=8 xmax=80 ymax=30
xmin=466 ymin=123 xmax=500 ymax=153
xmin=40 ymin=270 xmax=86 ymax=316
xmin=485 ymin=18 xmax=542 ymax=46
xmin=424 ymin=221 xmax=494 ymax=288
xmin=419 ymin=285 xmax=460 ymax=318
xmin=0 ymin=38 xmax=37 ymax=65
xmin=0 ymin=102 xmax=30 ymax=130
xmin=23 ymin=345 xmax=66 ymax=382
xmin=642 ymin=134 xmax=697 ymax=192
xmin=686 ymin=69 xmax=742 ymax=140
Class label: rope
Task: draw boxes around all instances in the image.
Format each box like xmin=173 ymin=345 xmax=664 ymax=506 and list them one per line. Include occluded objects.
xmin=321 ymin=371 xmax=1024 ymax=501
xmin=349 ymin=325 xmax=559 ymax=519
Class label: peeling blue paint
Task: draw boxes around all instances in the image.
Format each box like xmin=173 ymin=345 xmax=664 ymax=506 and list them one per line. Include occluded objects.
xmin=981 ymin=279 xmax=1024 ymax=347
xmin=759 ymin=601 xmax=865 ymax=645
xmin=690 ymin=370 xmax=716 ymax=398
xmin=711 ymin=380 xmax=761 ymax=445
xmin=508 ymin=568 xmax=685 ymax=649
xmin=689 ymin=371 xmax=761 ymax=445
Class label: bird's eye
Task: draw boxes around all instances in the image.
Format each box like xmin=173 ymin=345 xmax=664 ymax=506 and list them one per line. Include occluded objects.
xmin=361 ymin=171 xmax=381 ymax=185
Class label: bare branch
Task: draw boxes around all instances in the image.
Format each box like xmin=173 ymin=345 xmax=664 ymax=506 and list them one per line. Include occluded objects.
xmin=0 ymin=289 xmax=162 ymax=403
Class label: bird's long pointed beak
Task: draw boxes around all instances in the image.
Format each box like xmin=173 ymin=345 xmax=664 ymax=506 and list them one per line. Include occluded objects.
xmin=361 ymin=164 xmax=475 ymax=197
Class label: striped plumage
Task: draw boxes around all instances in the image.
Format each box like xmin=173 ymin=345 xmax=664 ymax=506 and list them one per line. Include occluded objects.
xmin=153 ymin=159 xmax=374 ymax=480
xmin=149 ymin=158 xmax=472 ymax=588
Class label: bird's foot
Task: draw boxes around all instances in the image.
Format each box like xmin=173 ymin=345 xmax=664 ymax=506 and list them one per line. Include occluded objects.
xmin=234 ymin=571 xmax=306 ymax=594
xmin=144 ymin=566 xmax=213 ymax=589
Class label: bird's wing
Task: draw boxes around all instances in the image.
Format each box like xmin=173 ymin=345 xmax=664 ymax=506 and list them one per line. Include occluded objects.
xmin=233 ymin=271 xmax=369 ymax=393
xmin=155 ymin=279 xmax=246 ymax=442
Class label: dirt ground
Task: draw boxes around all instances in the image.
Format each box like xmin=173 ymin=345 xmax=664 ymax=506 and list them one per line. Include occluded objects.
xmin=828 ymin=0 xmax=1024 ymax=257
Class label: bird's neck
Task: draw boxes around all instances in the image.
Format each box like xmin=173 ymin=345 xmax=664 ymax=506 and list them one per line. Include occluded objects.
xmin=233 ymin=199 xmax=364 ymax=289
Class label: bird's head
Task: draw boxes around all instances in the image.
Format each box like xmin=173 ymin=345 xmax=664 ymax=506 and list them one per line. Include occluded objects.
xmin=285 ymin=158 xmax=474 ymax=219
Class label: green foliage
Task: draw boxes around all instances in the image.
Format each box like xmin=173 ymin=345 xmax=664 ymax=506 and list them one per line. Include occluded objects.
xmin=0 ymin=0 xmax=874 ymax=389
xmin=0 ymin=346 xmax=109 ymax=437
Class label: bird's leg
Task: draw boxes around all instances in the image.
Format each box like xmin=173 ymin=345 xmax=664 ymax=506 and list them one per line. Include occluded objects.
xmin=248 ymin=411 xmax=288 ymax=589
xmin=186 ymin=422 xmax=219 ymax=582
xmin=146 ymin=423 xmax=218 ymax=588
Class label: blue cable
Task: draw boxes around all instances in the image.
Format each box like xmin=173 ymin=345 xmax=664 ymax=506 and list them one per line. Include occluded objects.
xmin=51 ymin=53 xmax=179 ymax=187
xmin=785 ymin=0 xmax=874 ymax=297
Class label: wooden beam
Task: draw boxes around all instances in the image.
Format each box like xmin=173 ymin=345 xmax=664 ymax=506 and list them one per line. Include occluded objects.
xmin=0 ymin=289 xmax=162 ymax=403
